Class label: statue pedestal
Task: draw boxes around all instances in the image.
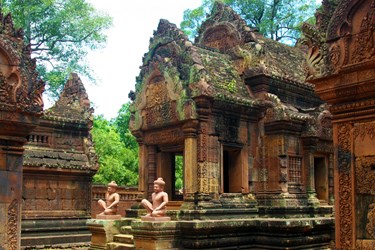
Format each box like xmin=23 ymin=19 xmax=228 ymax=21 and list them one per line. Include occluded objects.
xmin=96 ymin=214 xmax=122 ymax=220
xmin=141 ymin=216 xmax=171 ymax=221
xmin=87 ymin=218 xmax=123 ymax=250
xmin=132 ymin=220 xmax=178 ymax=250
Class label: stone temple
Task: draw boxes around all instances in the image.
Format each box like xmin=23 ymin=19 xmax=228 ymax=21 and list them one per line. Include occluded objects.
xmin=0 ymin=0 xmax=374 ymax=249
xmin=126 ymin=2 xmax=334 ymax=249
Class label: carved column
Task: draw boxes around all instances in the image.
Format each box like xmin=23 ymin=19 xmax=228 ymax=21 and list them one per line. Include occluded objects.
xmin=182 ymin=120 xmax=198 ymax=202
xmin=0 ymin=114 xmax=41 ymax=250
xmin=0 ymin=139 xmax=24 ymax=250
xmin=328 ymin=153 xmax=334 ymax=205
xmin=334 ymin=122 xmax=355 ymax=248
xmin=146 ymin=145 xmax=157 ymax=198
xmin=138 ymin=144 xmax=148 ymax=195
xmin=302 ymin=137 xmax=319 ymax=206
xmin=133 ymin=131 xmax=148 ymax=196
xmin=194 ymin=96 xmax=212 ymax=199
xmin=0 ymin=12 xmax=45 ymax=248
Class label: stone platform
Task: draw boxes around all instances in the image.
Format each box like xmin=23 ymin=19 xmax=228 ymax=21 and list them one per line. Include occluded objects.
xmin=141 ymin=216 xmax=171 ymax=221
xmin=96 ymin=214 xmax=122 ymax=220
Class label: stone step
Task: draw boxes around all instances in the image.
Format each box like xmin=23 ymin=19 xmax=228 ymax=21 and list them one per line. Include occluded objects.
xmin=119 ymin=218 xmax=135 ymax=226
xmin=113 ymin=234 xmax=134 ymax=244
xmin=21 ymin=233 xmax=91 ymax=247
xmin=120 ymin=225 xmax=132 ymax=234
xmin=106 ymin=242 xmax=135 ymax=250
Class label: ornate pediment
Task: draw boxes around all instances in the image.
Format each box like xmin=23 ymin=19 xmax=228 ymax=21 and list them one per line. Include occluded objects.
xmin=44 ymin=73 xmax=93 ymax=122
xmin=303 ymin=0 xmax=375 ymax=79
xmin=0 ymin=12 xmax=44 ymax=114
xmin=327 ymin=0 xmax=375 ymax=70
xmin=131 ymin=63 xmax=196 ymax=131
xmin=195 ymin=1 xmax=256 ymax=52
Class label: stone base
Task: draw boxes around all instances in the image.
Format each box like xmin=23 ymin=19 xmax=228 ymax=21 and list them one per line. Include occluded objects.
xmin=132 ymin=220 xmax=178 ymax=250
xmin=141 ymin=216 xmax=171 ymax=221
xmin=21 ymin=218 xmax=91 ymax=248
xmin=96 ymin=214 xmax=122 ymax=220
xmin=87 ymin=218 xmax=125 ymax=250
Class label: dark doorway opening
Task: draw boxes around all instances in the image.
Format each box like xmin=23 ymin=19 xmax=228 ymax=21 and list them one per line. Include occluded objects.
xmin=314 ymin=157 xmax=328 ymax=202
xmin=223 ymin=147 xmax=242 ymax=193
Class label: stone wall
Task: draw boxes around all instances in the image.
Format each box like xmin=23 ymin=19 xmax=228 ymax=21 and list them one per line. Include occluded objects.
xmin=304 ymin=1 xmax=375 ymax=248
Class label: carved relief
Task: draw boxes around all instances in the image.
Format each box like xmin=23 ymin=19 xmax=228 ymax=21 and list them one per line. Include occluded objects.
xmin=140 ymin=73 xmax=182 ymax=128
xmin=143 ymin=127 xmax=184 ymax=145
xmin=304 ymin=45 xmax=323 ymax=79
xmin=351 ymin=1 xmax=375 ymax=64
xmin=198 ymin=121 xmax=209 ymax=192
xmin=7 ymin=199 xmax=18 ymax=250
xmin=305 ymin=0 xmax=375 ymax=78
xmin=367 ymin=203 xmax=375 ymax=239
xmin=328 ymin=43 xmax=342 ymax=71
xmin=201 ymin=23 xmax=241 ymax=52
xmin=318 ymin=109 xmax=333 ymax=140
xmin=145 ymin=102 xmax=178 ymax=128
xmin=354 ymin=122 xmax=375 ymax=141
xmin=356 ymin=240 xmax=375 ymax=250
xmin=0 ymin=13 xmax=44 ymax=114
xmin=215 ymin=114 xmax=239 ymax=143
xmin=195 ymin=1 xmax=256 ymax=50
xmin=301 ymin=0 xmax=338 ymax=79
xmin=355 ymin=156 xmax=375 ymax=195
xmin=145 ymin=75 xmax=169 ymax=107
xmin=337 ymin=123 xmax=354 ymax=248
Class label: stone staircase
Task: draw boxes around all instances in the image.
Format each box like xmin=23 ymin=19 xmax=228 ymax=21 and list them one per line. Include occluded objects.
xmin=106 ymin=218 xmax=137 ymax=250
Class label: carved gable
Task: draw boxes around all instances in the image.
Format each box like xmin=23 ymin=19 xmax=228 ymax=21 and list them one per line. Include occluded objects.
xmin=327 ymin=0 xmax=375 ymax=71
xmin=195 ymin=2 xmax=256 ymax=52
xmin=0 ymin=13 xmax=44 ymax=114
xmin=0 ymin=11 xmax=45 ymax=250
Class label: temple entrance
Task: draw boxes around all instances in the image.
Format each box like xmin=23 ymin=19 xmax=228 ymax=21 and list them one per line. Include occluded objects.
xmin=173 ymin=154 xmax=183 ymax=200
xmin=314 ymin=157 xmax=328 ymax=202
xmin=222 ymin=146 xmax=242 ymax=193
xmin=157 ymin=151 xmax=183 ymax=201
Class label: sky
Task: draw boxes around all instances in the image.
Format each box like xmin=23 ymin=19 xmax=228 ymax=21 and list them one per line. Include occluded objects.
xmin=83 ymin=0 xmax=202 ymax=119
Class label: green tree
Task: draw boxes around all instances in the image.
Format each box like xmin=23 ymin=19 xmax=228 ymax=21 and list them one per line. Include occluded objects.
xmin=92 ymin=115 xmax=138 ymax=186
xmin=175 ymin=155 xmax=183 ymax=191
xmin=111 ymin=102 xmax=138 ymax=150
xmin=0 ymin=0 xmax=112 ymax=98
xmin=181 ymin=0 xmax=318 ymax=44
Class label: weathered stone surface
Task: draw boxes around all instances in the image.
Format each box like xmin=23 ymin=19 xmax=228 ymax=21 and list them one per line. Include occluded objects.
xmin=96 ymin=214 xmax=122 ymax=220
xmin=140 ymin=216 xmax=171 ymax=221
xmin=87 ymin=219 xmax=126 ymax=250
xmin=132 ymin=220 xmax=178 ymax=250
xmin=304 ymin=1 xmax=375 ymax=249
xmin=21 ymin=74 xmax=98 ymax=248
xmin=128 ymin=1 xmax=334 ymax=249
xmin=0 ymin=10 xmax=45 ymax=250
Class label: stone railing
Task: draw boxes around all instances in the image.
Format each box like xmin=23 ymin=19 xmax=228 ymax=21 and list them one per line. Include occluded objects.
xmin=91 ymin=184 xmax=143 ymax=217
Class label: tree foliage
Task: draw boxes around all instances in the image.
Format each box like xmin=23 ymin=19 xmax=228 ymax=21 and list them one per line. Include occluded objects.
xmin=111 ymin=103 xmax=138 ymax=150
xmin=0 ymin=0 xmax=112 ymax=98
xmin=181 ymin=0 xmax=319 ymax=45
xmin=92 ymin=115 xmax=138 ymax=186
xmin=175 ymin=155 xmax=183 ymax=191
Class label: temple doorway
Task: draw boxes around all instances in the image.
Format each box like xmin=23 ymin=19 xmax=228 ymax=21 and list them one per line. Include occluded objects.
xmin=314 ymin=156 xmax=328 ymax=202
xmin=222 ymin=146 xmax=243 ymax=193
xmin=157 ymin=151 xmax=183 ymax=201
